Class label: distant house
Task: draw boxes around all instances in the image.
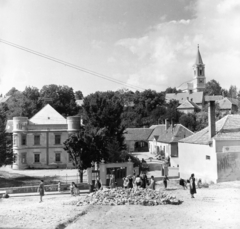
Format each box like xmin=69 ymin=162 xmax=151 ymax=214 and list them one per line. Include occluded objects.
xmin=179 ymin=113 xmax=240 ymax=183
xmin=124 ymin=128 xmax=154 ymax=152
xmin=76 ymin=99 xmax=84 ymax=107
xmin=216 ymin=97 xmax=238 ymax=114
xmin=6 ymin=104 xmax=81 ymax=170
xmin=166 ymin=92 xmax=204 ymax=109
xmin=177 ymin=99 xmax=201 ymax=114
xmin=148 ymin=121 xmax=193 ymax=167
xmin=0 ymin=95 xmax=11 ymax=104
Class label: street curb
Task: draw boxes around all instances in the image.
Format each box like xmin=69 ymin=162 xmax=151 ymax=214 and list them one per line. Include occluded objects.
xmin=9 ymin=190 xmax=89 ymax=198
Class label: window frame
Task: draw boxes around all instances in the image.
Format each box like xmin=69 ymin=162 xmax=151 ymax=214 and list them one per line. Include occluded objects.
xmin=21 ymin=134 xmax=27 ymax=146
xmin=54 ymin=134 xmax=61 ymax=145
xmin=34 ymin=135 xmax=40 ymax=145
xmin=34 ymin=153 xmax=40 ymax=163
xmin=55 ymin=152 xmax=61 ymax=163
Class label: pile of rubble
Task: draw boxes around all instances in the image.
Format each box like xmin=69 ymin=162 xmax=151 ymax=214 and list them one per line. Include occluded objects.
xmin=77 ymin=188 xmax=183 ymax=206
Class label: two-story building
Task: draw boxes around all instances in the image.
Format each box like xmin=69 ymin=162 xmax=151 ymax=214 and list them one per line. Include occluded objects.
xmin=6 ymin=104 xmax=81 ymax=170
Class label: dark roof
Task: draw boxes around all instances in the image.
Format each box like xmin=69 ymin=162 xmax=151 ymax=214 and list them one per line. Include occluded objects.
xmin=179 ymin=115 xmax=240 ymax=145
xmin=124 ymin=128 xmax=154 ymax=141
xmin=166 ymin=92 xmax=203 ymax=104
xmin=195 ymin=47 xmax=204 ymax=65
xmin=148 ymin=124 xmax=193 ymax=143
xmin=177 ymin=99 xmax=200 ymax=110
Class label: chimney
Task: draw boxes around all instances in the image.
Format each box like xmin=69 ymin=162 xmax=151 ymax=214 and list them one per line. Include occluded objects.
xmin=208 ymin=101 xmax=216 ymax=139
xmin=165 ymin=119 xmax=169 ymax=130
xmin=205 ymin=95 xmax=222 ymax=140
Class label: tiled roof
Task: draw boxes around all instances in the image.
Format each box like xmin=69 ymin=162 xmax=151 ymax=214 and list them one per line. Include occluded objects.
xmin=124 ymin=128 xmax=154 ymax=141
xmin=179 ymin=115 xmax=240 ymax=145
xmin=30 ymin=104 xmax=66 ymax=124
xmin=165 ymin=92 xmax=203 ymax=104
xmin=148 ymin=124 xmax=193 ymax=143
xmin=217 ymin=97 xmax=239 ymax=110
xmin=177 ymin=99 xmax=200 ymax=110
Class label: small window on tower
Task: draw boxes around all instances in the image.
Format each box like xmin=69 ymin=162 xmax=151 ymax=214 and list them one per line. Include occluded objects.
xmin=199 ymin=69 xmax=203 ymax=75
xmin=194 ymin=70 xmax=196 ymax=75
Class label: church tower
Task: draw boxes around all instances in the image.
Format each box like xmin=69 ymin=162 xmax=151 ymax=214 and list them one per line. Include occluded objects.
xmin=192 ymin=45 xmax=206 ymax=92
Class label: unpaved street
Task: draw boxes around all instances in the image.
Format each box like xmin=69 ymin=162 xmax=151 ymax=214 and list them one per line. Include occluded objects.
xmin=1 ymin=181 xmax=240 ymax=229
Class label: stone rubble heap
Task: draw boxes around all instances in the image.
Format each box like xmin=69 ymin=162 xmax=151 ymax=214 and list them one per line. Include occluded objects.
xmin=77 ymin=188 xmax=183 ymax=206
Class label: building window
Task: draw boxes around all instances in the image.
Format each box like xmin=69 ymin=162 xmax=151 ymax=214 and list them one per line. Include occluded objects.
xmin=55 ymin=134 xmax=61 ymax=145
xmin=13 ymin=135 xmax=17 ymax=146
xmin=206 ymin=155 xmax=210 ymax=160
xmin=55 ymin=152 xmax=61 ymax=162
xmin=34 ymin=135 xmax=40 ymax=145
xmin=34 ymin=154 xmax=40 ymax=163
xmin=199 ymin=69 xmax=203 ymax=75
xmin=21 ymin=153 xmax=27 ymax=164
xmin=22 ymin=135 xmax=27 ymax=146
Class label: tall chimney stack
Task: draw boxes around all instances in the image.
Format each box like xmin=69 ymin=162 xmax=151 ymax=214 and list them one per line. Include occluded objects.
xmin=208 ymin=101 xmax=216 ymax=139
xmin=205 ymin=95 xmax=222 ymax=140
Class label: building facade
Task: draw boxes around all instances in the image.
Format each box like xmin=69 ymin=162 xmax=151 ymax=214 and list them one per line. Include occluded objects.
xmin=148 ymin=121 xmax=193 ymax=167
xmin=179 ymin=114 xmax=240 ymax=183
xmin=7 ymin=104 xmax=81 ymax=170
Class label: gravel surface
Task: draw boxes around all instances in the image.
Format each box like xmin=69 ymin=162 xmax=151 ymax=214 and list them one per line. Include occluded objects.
xmin=1 ymin=181 xmax=240 ymax=229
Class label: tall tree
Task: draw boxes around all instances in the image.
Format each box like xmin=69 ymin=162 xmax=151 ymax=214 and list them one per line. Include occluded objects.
xmin=75 ymin=90 xmax=84 ymax=100
xmin=204 ymin=80 xmax=222 ymax=96
xmin=6 ymin=87 xmax=19 ymax=96
xmin=0 ymin=108 xmax=13 ymax=167
xmin=228 ymin=85 xmax=238 ymax=99
xmin=83 ymin=91 xmax=126 ymax=150
xmin=39 ymin=85 xmax=79 ymax=117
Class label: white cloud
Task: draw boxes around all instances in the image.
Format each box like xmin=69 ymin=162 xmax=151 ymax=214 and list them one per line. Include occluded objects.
xmin=116 ymin=0 xmax=240 ymax=91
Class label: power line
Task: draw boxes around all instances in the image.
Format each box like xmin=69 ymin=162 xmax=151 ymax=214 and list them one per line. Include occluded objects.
xmin=0 ymin=38 xmax=145 ymax=91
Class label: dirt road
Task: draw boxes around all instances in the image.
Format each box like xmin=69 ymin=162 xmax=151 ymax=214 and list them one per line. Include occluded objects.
xmin=1 ymin=181 xmax=240 ymax=229
xmin=67 ymin=182 xmax=240 ymax=229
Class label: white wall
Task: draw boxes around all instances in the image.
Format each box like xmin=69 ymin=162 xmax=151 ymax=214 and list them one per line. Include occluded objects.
xmin=179 ymin=141 xmax=218 ymax=183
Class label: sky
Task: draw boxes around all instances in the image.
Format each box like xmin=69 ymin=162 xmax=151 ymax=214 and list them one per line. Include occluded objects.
xmin=0 ymin=0 xmax=240 ymax=96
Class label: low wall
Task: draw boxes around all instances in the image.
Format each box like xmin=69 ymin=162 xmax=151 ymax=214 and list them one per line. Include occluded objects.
xmin=0 ymin=183 xmax=89 ymax=194
xmin=168 ymin=167 xmax=179 ymax=177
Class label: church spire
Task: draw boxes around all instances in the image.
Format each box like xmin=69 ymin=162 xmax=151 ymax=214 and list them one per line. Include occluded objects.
xmin=195 ymin=44 xmax=204 ymax=65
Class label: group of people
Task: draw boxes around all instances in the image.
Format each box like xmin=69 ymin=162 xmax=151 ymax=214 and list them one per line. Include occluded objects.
xmin=179 ymin=174 xmax=201 ymax=198
xmin=123 ymin=173 xmax=156 ymax=190
xmin=37 ymin=180 xmax=81 ymax=203
xmin=37 ymin=173 xmax=201 ymax=202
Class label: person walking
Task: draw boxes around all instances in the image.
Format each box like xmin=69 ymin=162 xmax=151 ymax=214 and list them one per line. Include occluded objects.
xmin=135 ymin=175 xmax=141 ymax=189
xmin=37 ymin=180 xmax=45 ymax=203
xmin=109 ymin=174 xmax=115 ymax=189
xmin=189 ymin=174 xmax=197 ymax=198
xmin=123 ymin=177 xmax=129 ymax=189
xmin=57 ymin=181 xmax=61 ymax=192
xmin=70 ymin=182 xmax=74 ymax=196
xmin=148 ymin=176 xmax=155 ymax=190
xmin=73 ymin=183 xmax=80 ymax=196
xmin=179 ymin=178 xmax=188 ymax=189
xmin=163 ymin=175 xmax=169 ymax=189
xmin=95 ymin=177 xmax=102 ymax=191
